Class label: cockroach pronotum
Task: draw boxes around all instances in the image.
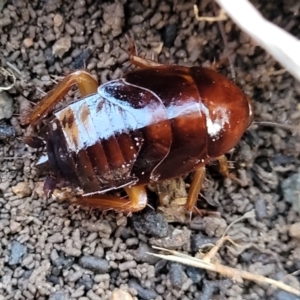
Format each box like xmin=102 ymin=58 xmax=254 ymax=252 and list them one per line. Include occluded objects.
xmin=21 ymin=50 xmax=253 ymax=212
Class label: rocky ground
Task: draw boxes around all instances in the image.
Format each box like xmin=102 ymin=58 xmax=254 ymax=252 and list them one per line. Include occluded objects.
xmin=1 ymin=0 xmax=300 ymax=299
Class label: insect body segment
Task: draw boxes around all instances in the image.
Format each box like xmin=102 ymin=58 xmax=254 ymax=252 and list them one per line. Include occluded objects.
xmin=23 ymin=56 xmax=252 ymax=212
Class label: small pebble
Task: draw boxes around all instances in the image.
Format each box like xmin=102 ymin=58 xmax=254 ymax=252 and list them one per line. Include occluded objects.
xmin=128 ymin=279 xmax=157 ymax=300
xmin=273 ymin=290 xmax=300 ymax=300
xmin=0 ymin=181 xmax=10 ymax=192
xmin=72 ymin=49 xmax=92 ymax=69
xmin=87 ymin=290 xmax=102 ymax=300
xmin=132 ymin=211 xmax=168 ymax=238
xmin=93 ymin=32 xmax=103 ymax=48
xmin=200 ymin=279 xmax=220 ymax=300
xmin=23 ymin=37 xmax=34 ymax=48
xmin=0 ymin=16 xmax=11 ymax=27
xmin=102 ymin=2 xmax=124 ymax=37
xmin=125 ymin=237 xmax=139 ymax=247
xmin=0 ymin=124 xmax=15 ymax=140
xmin=53 ymin=14 xmax=63 ymax=27
xmin=78 ymin=275 xmax=93 ymax=290
xmin=119 ymin=260 xmax=137 ymax=272
xmin=150 ymin=12 xmax=162 ymax=27
xmin=79 ymin=256 xmax=110 ymax=273
xmin=53 ymin=254 xmax=74 ymax=269
xmin=169 ymin=263 xmax=185 ymax=289
xmin=289 ymin=222 xmax=300 ymax=239
xmin=191 ymin=234 xmax=218 ymax=252
xmin=94 ymin=274 xmax=110 ymax=282
xmin=9 ymin=241 xmax=27 ymax=265
xmin=255 ymin=198 xmax=267 ymax=219
xmin=181 ymin=278 xmax=193 ymax=291
xmin=49 ymin=291 xmax=70 ymax=300
xmin=282 ymin=172 xmax=300 ymax=214
xmin=151 ymin=227 xmax=191 ymax=250
xmin=133 ymin=242 xmax=160 ymax=265
xmin=0 ymin=92 xmax=13 ymax=120
xmin=111 ymin=289 xmax=133 ymax=300
xmin=63 ymin=239 xmax=82 ymax=257
xmin=82 ymin=220 xmax=112 ymax=236
xmin=52 ymin=37 xmax=72 ymax=58
xmin=10 ymin=220 xmax=21 ymax=233
xmin=67 ymin=270 xmax=83 ymax=282
xmin=161 ymin=24 xmax=177 ymax=47
xmin=186 ymin=266 xmax=205 ymax=283
xmin=203 ymin=217 xmax=227 ymax=237
xmin=12 ymin=182 xmax=32 ymax=198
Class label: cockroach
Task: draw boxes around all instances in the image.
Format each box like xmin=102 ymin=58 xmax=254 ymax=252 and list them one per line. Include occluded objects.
xmin=21 ymin=51 xmax=253 ymax=212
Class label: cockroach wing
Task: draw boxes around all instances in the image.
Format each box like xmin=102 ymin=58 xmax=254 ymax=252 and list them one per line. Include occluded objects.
xmin=99 ymin=79 xmax=172 ymax=183
xmin=123 ymin=67 xmax=208 ymax=181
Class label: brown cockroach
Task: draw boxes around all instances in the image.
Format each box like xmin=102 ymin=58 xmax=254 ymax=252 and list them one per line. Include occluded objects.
xmin=21 ymin=52 xmax=253 ymax=212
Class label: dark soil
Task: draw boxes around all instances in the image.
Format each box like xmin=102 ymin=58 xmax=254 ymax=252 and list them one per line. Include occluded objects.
xmin=1 ymin=0 xmax=300 ymax=299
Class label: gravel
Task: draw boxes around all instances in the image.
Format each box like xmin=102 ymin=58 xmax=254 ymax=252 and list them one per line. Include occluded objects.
xmin=8 ymin=240 xmax=27 ymax=265
xmin=0 ymin=91 xmax=13 ymax=119
xmin=79 ymin=256 xmax=110 ymax=273
xmin=169 ymin=263 xmax=186 ymax=289
xmin=1 ymin=0 xmax=300 ymax=299
xmin=49 ymin=291 xmax=70 ymax=300
xmin=128 ymin=279 xmax=158 ymax=300
xmin=282 ymin=171 xmax=300 ymax=214
xmin=132 ymin=242 xmax=160 ymax=265
xmin=132 ymin=210 xmax=169 ymax=238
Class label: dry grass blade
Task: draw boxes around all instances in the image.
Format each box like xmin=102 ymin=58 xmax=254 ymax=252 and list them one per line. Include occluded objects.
xmin=148 ymin=247 xmax=300 ymax=296
xmin=0 ymin=67 xmax=16 ymax=92
xmin=147 ymin=210 xmax=300 ymax=296
xmin=194 ymin=4 xmax=227 ymax=22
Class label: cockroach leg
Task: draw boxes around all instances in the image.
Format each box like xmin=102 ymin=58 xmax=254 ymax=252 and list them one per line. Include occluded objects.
xmin=185 ymin=166 xmax=206 ymax=211
xmin=216 ymin=155 xmax=245 ymax=185
xmin=23 ymin=123 xmax=45 ymax=152
xmin=21 ymin=70 xmax=98 ymax=126
xmin=74 ymin=185 xmax=147 ymax=212
xmin=216 ymin=155 xmax=231 ymax=177
xmin=43 ymin=175 xmax=58 ymax=197
xmin=25 ymin=136 xmax=43 ymax=148
xmin=129 ymin=54 xmax=164 ymax=69
xmin=124 ymin=186 xmax=148 ymax=211
xmin=126 ymin=36 xmax=164 ymax=68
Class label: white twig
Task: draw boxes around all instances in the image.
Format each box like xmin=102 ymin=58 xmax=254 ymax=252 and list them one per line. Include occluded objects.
xmin=214 ymin=0 xmax=300 ymax=82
